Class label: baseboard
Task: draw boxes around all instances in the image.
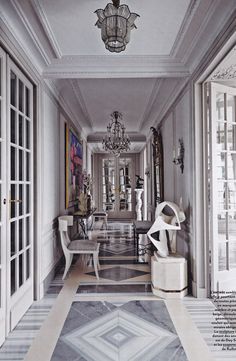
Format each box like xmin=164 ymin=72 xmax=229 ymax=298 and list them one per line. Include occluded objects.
xmin=42 ymin=256 xmax=64 ymax=295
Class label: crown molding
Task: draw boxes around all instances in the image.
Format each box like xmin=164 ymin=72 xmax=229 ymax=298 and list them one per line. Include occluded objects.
xmin=70 ymin=80 xmax=93 ymax=129
xmin=30 ymin=0 xmax=62 ymax=59
xmin=139 ymin=79 xmax=163 ymax=131
xmin=43 ymin=55 xmax=190 ymax=79
xmin=87 ymin=133 xmax=146 ymax=143
xmin=10 ymin=0 xmax=51 ymax=65
xmin=43 ymin=79 xmax=84 ymax=135
xmin=0 ymin=16 xmax=43 ymax=79
xmin=170 ymin=0 xmax=200 ymax=57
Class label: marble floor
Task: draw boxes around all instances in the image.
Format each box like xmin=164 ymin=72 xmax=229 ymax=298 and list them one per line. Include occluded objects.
xmin=0 ymin=221 xmax=236 ymax=360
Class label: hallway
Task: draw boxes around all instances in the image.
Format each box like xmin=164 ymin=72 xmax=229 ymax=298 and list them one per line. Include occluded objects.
xmin=0 ymin=221 xmax=235 ymax=361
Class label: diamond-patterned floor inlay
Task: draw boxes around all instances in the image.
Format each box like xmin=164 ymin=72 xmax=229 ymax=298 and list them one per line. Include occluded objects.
xmin=51 ymin=301 xmax=188 ymax=361
xmin=86 ymin=266 xmax=149 ymax=281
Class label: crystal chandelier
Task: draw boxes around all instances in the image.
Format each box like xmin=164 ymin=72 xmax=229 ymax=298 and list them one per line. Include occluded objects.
xmin=94 ymin=0 xmax=139 ymax=53
xmin=102 ymin=111 xmax=131 ymax=157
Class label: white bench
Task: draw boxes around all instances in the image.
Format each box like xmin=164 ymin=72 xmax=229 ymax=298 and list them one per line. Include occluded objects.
xmin=58 ymin=215 xmax=100 ymax=280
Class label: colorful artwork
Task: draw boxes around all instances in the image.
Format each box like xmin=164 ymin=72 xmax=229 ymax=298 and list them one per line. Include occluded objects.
xmin=65 ymin=125 xmax=83 ymax=208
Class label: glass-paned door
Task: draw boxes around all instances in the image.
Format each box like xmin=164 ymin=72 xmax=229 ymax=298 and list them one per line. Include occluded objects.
xmin=208 ymin=82 xmax=236 ymax=292
xmin=101 ymin=155 xmax=135 ymax=219
xmin=0 ymin=47 xmax=7 ymax=346
xmin=7 ymin=58 xmax=34 ymax=331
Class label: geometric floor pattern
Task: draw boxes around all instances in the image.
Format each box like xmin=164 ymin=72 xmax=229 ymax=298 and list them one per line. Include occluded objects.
xmin=51 ymin=300 xmax=188 ymax=361
xmin=86 ymin=266 xmax=150 ymax=282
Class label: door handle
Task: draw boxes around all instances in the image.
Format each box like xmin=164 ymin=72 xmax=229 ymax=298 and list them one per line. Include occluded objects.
xmin=9 ymin=199 xmax=22 ymax=203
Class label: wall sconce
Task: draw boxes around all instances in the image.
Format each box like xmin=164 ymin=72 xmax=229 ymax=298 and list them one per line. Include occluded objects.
xmin=145 ymin=165 xmax=150 ymax=177
xmin=173 ymin=138 xmax=184 ymax=173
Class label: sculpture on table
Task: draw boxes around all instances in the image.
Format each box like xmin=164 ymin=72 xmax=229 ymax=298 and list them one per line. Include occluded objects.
xmin=135 ymin=175 xmax=144 ymax=189
xmin=147 ymin=199 xmax=185 ymax=258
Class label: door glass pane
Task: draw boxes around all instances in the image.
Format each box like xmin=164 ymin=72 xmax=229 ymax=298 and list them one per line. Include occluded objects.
xmin=218 ymin=242 xmax=227 ymax=271
xmin=228 ymin=154 xmax=236 ymax=180
xmin=218 ymin=182 xmax=227 ymax=210
xmin=18 ymin=79 xmax=23 ymax=113
xmin=102 ymin=159 xmax=115 ymax=212
xmin=26 ymin=217 xmax=29 ymax=246
xmin=227 ymin=94 xmax=235 ymax=123
xmin=19 ymin=184 xmax=23 ymax=216
xmin=118 ymin=158 xmax=132 ymax=212
xmin=26 ymin=249 xmax=30 ymax=279
xmin=19 ymin=149 xmax=23 ymax=181
xmin=19 ymin=254 xmax=23 ymax=287
xmin=218 ymin=213 xmax=226 ymax=243
xmin=11 ymin=259 xmax=16 ymax=295
xmin=26 ymin=120 xmax=30 ymax=149
xmin=11 ymin=146 xmax=16 ymax=180
xmin=26 ymin=185 xmax=30 ymax=214
xmin=10 ymin=71 xmax=17 ymax=107
xmin=19 ymin=219 xmax=23 ymax=251
xmin=227 ymin=123 xmax=236 ymax=151
xmin=228 ymin=212 xmax=236 ymax=241
xmin=216 ymin=122 xmax=226 ymax=150
xmin=26 ymin=152 xmax=30 ymax=181
xmin=228 ymin=182 xmax=236 ymax=209
xmin=19 ymin=114 xmax=23 ymax=147
xmin=10 ymin=109 xmax=16 ymax=144
xmin=216 ymin=153 xmax=226 ymax=180
xmin=10 ymin=184 xmax=16 ymax=218
xmin=10 ymin=221 xmax=16 ymax=256
xmin=229 ymin=242 xmax=236 ymax=269
xmin=25 ymin=87 xmax=29 ymax=117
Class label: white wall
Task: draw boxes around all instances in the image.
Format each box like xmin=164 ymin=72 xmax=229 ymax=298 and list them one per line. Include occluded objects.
xmin=40 ymin=89 xmax=62 ymax=288
xmin=154 ymin=88 xmax=193 ymax=291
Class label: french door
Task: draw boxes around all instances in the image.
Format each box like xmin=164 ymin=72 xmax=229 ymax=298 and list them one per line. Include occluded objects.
xmin=0 ymin=48 xmax=34 ymax=345
xmin=100 ymin=155 xmax=135 ymax=219
xmin=207 ymin=82 xmax=236 ymax=293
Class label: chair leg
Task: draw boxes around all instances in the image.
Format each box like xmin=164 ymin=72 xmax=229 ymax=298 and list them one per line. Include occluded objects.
xmin=93 ymin=251 xmax=99 ymax=280
xmin=62 ymin=253 xmax=73 ymax=280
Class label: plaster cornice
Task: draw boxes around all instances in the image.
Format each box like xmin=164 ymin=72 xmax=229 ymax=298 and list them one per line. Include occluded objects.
xmin=43 ymin=55 xmax=190 ymax=79
xmin=70 ymin=80 xmax=93 ymax=129
xmin=30 ymin=0 xmax=62 ymax=59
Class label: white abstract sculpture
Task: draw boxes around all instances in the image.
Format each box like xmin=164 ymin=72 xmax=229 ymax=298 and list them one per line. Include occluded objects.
xmin=147 ymin=200 xmax=185 ymax=258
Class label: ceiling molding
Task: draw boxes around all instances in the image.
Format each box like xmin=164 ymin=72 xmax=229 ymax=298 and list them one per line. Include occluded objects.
xmin=87 ymin=133 xmax=146 ymax=143
xmin=170 ymin=0 xmax=200 ymax=58
xmin=43 ymin=79 xmax=84 ymax=135
xmin=181 ymin=0 xmax=219 ymax=67
xmin=30 ymin=0 xmax=62 ymax=59
xmin=43 ymin=55 xmax=190 ymax=79
xmin=70 ymin=80 xmax=93 ymax=128
xmin=9 ymin=0 xmax=51 ymax=65
xmin=139 ymin=79 xmax=163 ymax=131
xmin=0 ymin=17 xmax=42 ymax=81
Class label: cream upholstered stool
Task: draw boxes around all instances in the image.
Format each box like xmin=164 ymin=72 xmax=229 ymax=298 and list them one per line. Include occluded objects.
xmin=58 ymin=216 xmax=100 ymax=280
xmin=92 ymin=211 xmax=108 ymax=229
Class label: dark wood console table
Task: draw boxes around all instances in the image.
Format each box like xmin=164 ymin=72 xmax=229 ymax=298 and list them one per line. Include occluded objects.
xmin=73 ymin=208 xmax=97 ymax=238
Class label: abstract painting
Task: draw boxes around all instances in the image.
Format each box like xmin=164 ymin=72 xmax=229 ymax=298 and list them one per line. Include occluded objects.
xmin=65 ymin=124 xmax=83 ymax=208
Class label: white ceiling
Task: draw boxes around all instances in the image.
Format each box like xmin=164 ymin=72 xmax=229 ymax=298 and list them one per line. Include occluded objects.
xmin=37 ymin=0 xmax=190 ymax=56
xmin=2 ymin=0 xmax=233 ymax=151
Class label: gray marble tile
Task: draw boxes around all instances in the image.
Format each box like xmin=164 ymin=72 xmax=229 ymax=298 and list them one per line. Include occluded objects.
xmin=86 ymin=266 xmax=149 ymax=281
xmin=51 ymin=301 xmax=187 ymax=361
xmin=77 ymin=283 xmax=152 ymax=294
xmin=120 ymin=301 xmax=178 ymax=334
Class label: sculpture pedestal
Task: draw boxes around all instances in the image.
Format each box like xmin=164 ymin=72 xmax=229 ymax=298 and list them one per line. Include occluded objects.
xmin=151 ymin=252 xmax=188 ymax=299
xmin=135 ymin=188 xmax=143 ymax=221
